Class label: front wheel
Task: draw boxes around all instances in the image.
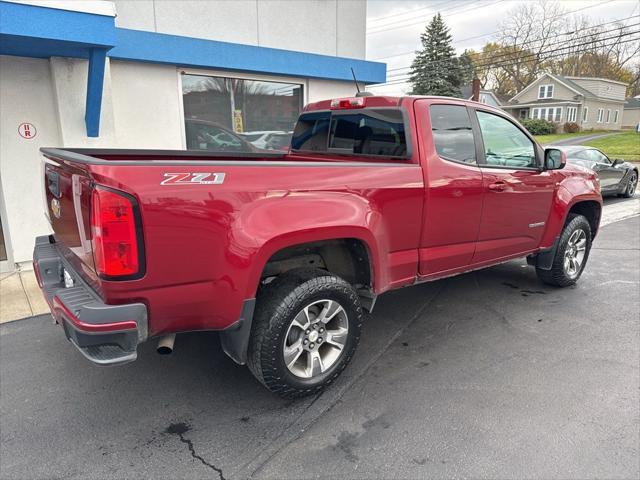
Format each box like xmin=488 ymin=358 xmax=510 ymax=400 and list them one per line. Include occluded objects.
xmin=247 ymin=269 xmax=363 ymax=398
xmin=536 ymin=214 xmax=592 ymax=287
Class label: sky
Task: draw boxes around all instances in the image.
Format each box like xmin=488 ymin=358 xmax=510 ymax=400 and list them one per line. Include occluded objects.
xmin=365 ymin=0 xmax=640 ymax=94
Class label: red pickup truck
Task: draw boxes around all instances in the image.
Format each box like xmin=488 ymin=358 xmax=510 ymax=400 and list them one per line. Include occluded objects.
xmin=34 ymin=95 xmax=602 ymax=397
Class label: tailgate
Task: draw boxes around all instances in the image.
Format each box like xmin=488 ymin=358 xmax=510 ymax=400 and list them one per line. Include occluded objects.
xmin=43 ymin=156 xmax=95 ymax=274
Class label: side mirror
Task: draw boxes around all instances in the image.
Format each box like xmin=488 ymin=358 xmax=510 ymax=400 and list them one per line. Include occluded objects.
xmin=612 ymin=158 xmax=624 ymax=167
xmin=544 ymin=148 xmax=566 ymax=170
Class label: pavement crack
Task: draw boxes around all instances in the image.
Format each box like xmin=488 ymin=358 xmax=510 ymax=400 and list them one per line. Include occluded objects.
xmin=165 ymin=423 xmax=226 ymax=480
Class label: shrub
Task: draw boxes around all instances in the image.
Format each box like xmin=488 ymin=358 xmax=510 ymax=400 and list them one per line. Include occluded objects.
xmin=564 ymin=122 xmax=580 ymax=133
xmin=521 ymin=119 xmax=555 ymax=135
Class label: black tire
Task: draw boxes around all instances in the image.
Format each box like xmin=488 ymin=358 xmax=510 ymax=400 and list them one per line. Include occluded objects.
xmin=247 ymin=268 xmax=363 ymax=398
xmin=536 ymin=214 xmax=592 ymax=287
xmin=621 ymin=170 xmax=638 ymax=198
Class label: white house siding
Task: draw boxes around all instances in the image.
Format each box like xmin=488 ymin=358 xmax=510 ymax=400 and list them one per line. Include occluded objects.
xmin=622 ymin=109 xmax=640 ymax=129
xmin=567 ymin=78 xmax=627 ymax=102
xmin=582 ymin=99 xmax=625 ymax=131
xmin=511 ymin=77 xmax=579 ymax=104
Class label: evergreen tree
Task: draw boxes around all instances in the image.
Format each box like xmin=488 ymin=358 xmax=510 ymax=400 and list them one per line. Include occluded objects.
xmin=409 ymin=13 xmax=463 ymax=97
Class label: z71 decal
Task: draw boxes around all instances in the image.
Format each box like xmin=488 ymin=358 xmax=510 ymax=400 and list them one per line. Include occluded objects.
xmin=161 ymin=172 xmax=226 ymax=186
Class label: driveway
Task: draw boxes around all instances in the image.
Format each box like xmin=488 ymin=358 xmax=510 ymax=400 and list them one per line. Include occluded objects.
xmin=547 ymin=131 xmax=623 ymax=146
xmin=1 ymin=202 xmax=638 ymax=479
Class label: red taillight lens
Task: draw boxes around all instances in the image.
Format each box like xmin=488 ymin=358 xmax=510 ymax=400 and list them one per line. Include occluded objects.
xmin=91 ymin=188 xmax=140 ymax=277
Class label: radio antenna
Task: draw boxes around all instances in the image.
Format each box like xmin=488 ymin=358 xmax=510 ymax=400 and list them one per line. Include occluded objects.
xmin=350 ymin=68 xmax=361 ymax=94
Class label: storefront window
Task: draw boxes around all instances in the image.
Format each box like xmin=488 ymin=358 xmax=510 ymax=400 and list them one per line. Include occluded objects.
xmin=182 ymin=74 xmax=302 ymax=152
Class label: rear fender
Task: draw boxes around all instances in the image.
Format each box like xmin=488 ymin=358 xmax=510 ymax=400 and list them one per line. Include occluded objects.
xmin=238 ymin=192 xmax=385 ymax=299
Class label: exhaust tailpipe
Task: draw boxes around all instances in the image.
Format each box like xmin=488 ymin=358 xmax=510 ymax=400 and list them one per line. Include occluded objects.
xmin=157 ymin=334 xmax=176 ymax=355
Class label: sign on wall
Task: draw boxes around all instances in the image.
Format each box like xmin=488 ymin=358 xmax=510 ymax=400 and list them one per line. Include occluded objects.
xmin=233 ymin=110 xmax=244 ymax=133
xmin=18 ymin=123 xmax=37 ymax=139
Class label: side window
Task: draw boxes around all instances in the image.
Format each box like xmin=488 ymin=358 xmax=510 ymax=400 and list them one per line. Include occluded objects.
xmin=575 ymin=150 xmax=592 ymax=161
xmin=476 ymin=110 xmax=537 ymax=169
xmin=430 ymin=105 xmax=476 ymax=164
xmin=589 ymin=150 xmax=609 ymax=164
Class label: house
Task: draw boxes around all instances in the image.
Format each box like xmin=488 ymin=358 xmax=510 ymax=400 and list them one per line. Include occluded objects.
xmin=460 ymin=85 xmax=505 ymax=108
xmin=622 ymin=96 xmax=640 ymax=129
xmin=502 ymin=73 xmax=626 ymax=131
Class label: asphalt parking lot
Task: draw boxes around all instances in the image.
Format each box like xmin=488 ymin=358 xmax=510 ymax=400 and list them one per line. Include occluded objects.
xmin=1 ymin=203 xmax=638 ymax=479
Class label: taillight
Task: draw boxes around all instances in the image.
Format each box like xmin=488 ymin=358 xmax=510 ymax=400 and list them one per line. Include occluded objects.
xmin=330 ymin=97 xmax=366 ymax=109
xmin=91 ymin=187 xmax=141 ymax=278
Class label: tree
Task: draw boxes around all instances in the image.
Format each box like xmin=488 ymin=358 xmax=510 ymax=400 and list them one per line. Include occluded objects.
xmin=480 ymin=1 xmax=640 ymax=96
xmin=409 ymin=13 xmax=462 ymax=97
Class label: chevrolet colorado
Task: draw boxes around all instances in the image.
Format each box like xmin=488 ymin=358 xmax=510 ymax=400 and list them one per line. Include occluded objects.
xmin=34 ymin=95 xmax=602 ymax=397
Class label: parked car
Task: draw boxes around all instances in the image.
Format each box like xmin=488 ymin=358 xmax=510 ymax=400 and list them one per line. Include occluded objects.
xmin=35 ymin=95 xmax=602 ymax=398
xmin=264 ymin=131 xmax=293 ymax=151
xmin=556 ymin=145 xmax=638 ymax=198
xmin=185 ymin=118 xmax=257 ymax=152
xmin=240 ymin=131 xmax=293 ymax=150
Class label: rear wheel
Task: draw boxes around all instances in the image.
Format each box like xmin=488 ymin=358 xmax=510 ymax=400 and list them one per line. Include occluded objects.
xmin=247 ymin=269 xmax=363 ymax=398
xmin=536 ymin=214 xmax=592 ymax=287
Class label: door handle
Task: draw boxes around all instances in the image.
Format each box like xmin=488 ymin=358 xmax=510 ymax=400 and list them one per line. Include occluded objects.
xmin=488 ymin=182 xmax=507 ymax=191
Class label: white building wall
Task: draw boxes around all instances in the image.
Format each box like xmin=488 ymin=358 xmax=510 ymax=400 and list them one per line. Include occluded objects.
xmin=113 ymin=0 xmax=366 ymax=58
xmin=49 ymin=57 xmax=117 ymax=147
xmin=0 ymin=56 xmax=58 ymax=264
xmin=110 ymin=61 xmax=183 ymax=149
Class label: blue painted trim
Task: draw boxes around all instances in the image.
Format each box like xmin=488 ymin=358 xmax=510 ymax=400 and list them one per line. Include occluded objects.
xmin=85 ymin=48 xmax=107 ymax=137
xmin=110 ymin=28 xmax=386 ymax=84
xmin=0 ymin=1 xmax=116 ymax=47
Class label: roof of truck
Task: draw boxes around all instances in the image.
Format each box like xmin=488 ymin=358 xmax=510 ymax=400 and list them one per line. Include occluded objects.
xmin=304 ymin=95 xmax=503 ymax=112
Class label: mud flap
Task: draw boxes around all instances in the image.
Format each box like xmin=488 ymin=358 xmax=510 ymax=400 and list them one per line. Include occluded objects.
xmin=528 ymin=235 xmax=560 ymax=271
xmin=219 ymin=298 xmax=256 ymax=365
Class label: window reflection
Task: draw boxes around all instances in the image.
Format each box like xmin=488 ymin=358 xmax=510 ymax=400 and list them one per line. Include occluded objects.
xmin=182 ymin=74 xmax=302 ymax=152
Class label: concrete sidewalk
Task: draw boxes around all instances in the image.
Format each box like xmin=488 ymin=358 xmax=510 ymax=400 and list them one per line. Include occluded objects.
xmin=1 ymin=195 xmax=638 ymax=324
xmin=0 ymin=270 xmax=49 ymax=323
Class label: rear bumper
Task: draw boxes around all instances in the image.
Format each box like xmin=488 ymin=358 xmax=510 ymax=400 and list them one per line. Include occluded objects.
xmin=33 ymin=235 xmax=148 ymax=366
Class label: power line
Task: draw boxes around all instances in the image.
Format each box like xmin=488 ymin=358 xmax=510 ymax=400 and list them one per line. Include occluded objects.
xmin=370 ymin=34 xmax=640 ymax=88
xmin=370 ymin=0 xmax=617 ymax=60
xmin=384 ymin=20 xmax=640 ymax=77
xmin=382 ymin=34 xmax=640 ymax=85
xmin=367 ymin=0 xmax=504 ymax=35
xmin=367 ymin=0 xmax=452 ymax=25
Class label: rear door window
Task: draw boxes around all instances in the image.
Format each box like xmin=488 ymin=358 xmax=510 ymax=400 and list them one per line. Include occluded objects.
xmin=429 ymin=105 xmax=476 ymax=164
xmin=291 ymin=109 xmax=408 ymax=158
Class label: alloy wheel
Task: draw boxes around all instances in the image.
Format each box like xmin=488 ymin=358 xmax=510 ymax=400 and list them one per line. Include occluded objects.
xmin=283 ymin=299 xmax=349 ymax=379
xmin=563 ymin=228 xmax=587 ymax=279
xmin=628 ymin=173 xmax=637 ymax=196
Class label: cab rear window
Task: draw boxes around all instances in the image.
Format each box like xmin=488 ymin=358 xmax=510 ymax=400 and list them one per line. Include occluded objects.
xmin=291 ymin=109 xmax=408 ymax=158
